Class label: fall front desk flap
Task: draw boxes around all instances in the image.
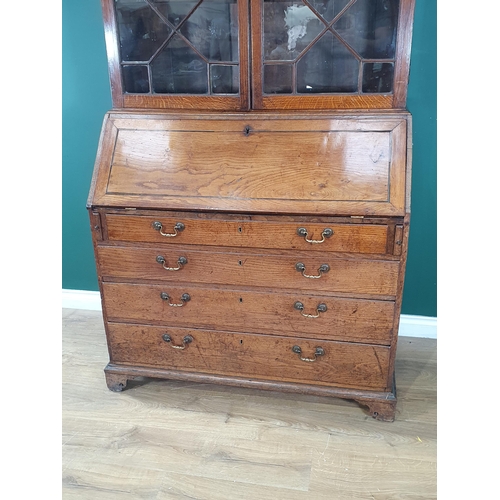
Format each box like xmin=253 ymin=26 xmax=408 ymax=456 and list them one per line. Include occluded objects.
xmin=88 ymin=112 xmax=410 ymax=216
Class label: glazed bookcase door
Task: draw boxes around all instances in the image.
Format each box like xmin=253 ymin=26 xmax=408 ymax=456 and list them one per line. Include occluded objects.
xmin=251 ymin=0 xmax=414 ymax=110
xmin=103 ymin=0 xmax=250 ymax=110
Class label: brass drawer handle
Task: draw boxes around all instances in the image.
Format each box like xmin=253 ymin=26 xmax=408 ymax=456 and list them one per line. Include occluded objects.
xmin=152 ymin=221 xmax=185 ymax=237
xmin=156 ymin=255 xmax=187 ymax=271
xmin=160 ymin=292 xmax=191 ymax=307
xmin=295 ymin=262 xmax=330 ymax=279
xmin=294 ymin=301 xmax=327 ymax=318
xmin=292 ymin=345 xmax=325 ymax=362
xmin=162 ymin=333 xmax=193 ymax=350
xmin=297 ymin=227 xmax=333 ymax=244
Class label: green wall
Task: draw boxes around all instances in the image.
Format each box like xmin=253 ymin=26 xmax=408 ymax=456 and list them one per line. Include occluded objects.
xmin=62 ymin=0 xmax=437 ymax=317
xmin=404 ymin=0 xmax=437 ymax=317
xmin=63 ymin=0 xmax=111 ymax=292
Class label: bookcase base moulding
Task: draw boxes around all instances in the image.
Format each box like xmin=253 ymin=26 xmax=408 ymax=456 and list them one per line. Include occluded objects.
xmin=88 ymin=110 xmax=411 ymax=422
xmin=104 ymin=365 xmax=398 ymax=422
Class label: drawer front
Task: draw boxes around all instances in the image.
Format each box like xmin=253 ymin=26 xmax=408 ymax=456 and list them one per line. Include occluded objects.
xmin=105 ymin=214 xmax=390 ymax=255
xmin=102 ymin=282 xmax=395 ymax=344
xmin=97 ymin=245 xmax=400 ymax=297
xmin=107 ymin=323 xmax=390 ymax=391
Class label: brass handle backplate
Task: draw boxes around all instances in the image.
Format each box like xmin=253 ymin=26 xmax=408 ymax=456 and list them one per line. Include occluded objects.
xmin=162 ymin=333 xmax=193 ymax=350
xmin=152 ymin=221 xmax=185 ymax=237
xmin=160 ymin=292 xmax=191 ymax=307
xmin=292 ymin=345 xmax=325 ymax=362
xmin=156 ymin=255 xmax=188 ymax=271
xmin=297 ymin=227 xmax=333 ymax=244
xmin=295 ymin=262 xmax=330 ymax=279
xmin=294 ymin=301 xmax=327 ymax=318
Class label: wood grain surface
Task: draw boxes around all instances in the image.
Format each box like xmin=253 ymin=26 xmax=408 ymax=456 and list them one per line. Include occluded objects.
xmin=101 ymin=282 xmax=396 ymax=344
xmin=106 ymin=323 xmax=391 ymax=390
xmin=123 ymin=94 xmax=246 ymax=111
xmin=96 ymin=244 xmax=400 ymax=296
xmin=259 ymin=94 xmax=394 ymax=110
xmin=89 ymin=113 xmax=408 ymax=216
xmin=104 ymin=214 xmax=391 ymax=254
xmin=62 ymin=308 xmax=436 ymax=499
xmin=107 ymin=129 xmax=391 ymax=201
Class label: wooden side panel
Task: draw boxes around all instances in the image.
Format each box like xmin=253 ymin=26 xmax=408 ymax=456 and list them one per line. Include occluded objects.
xmin=392 ymin=0 xmax=416 ymax=108
xmin=101 ymin=0 xmax=123 ymax=108
xmin=97 ymin=244 xmax=400 ymax=297
xmin=386 ymin=213 xmax=411 ymax=387
xmin=106 ymin=324 xmax=390 ymax=391
xmin=104 ymin=214 xmax=390 ymax=254
xmin=101 ymin=282 xmax=395 ymax=344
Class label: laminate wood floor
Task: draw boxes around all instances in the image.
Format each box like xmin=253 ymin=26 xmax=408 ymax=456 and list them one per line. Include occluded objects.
xmin=62 ymin=308 xmax=436 ymax=500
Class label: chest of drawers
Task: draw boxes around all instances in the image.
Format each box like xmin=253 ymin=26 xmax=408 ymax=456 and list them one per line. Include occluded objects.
xmin=88 ymin=111 xmax=411 ymax=421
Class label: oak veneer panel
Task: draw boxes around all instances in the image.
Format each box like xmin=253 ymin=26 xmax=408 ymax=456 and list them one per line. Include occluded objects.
xmin=258 ymin=94 xmax=394 ymax=110
xmin=90 ymin=114 xmax=408 ymax=216
xmin=101 ymin=282 xmax=395 ymax=344
xmin=111 ymin=113 xmax=409 ymax=131
xmin=108 ymin=129 xmax=390 ymax=201
xmin=107 ymin=324 xmax=390 ymax=391
xmin=104 ymin=214 xmax=390 ymax=255
xmin=97 ymin=244 xmax=400 ymax=296
xmin=123 ymin=94 xmax=246 ymax=111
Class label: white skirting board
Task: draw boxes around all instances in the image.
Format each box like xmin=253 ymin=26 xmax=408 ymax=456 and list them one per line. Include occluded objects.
xmin=62 ymin=289 xmax=437 ymax=340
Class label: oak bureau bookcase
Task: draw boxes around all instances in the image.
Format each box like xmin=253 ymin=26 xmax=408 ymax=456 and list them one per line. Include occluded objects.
xmin=87 ymin=0 xmax=415 ymax=421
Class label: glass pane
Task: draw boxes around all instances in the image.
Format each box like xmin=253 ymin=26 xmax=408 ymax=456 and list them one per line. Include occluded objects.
xmin=122 ymin=65 xmax=150 ymax=93
xmin=263 ymin=64 xmax=293 ymax=93
xmin=308 ymin=0 xmax=351 ymax=23
xmin=211 ymin=65 xmax=239 ymax=93
xmin=297 ymin=31 xmax=358 ymax=93
xmin=152 ymin=0 xmax=199 ymax=27
xmin=151 ymin=34 xmax=208 ymax=93
xmin=180 ymin=0 xmax=239 ymax=62
xmin=115 ymin=0 xmax=172 ymax=62
xmin=334 ymin=0 xmax=399 ymax=59
xmin=362 ymin=62 xmax=394 ymax=93
xmin=263 ymin=1 xmax=324 ymax=61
